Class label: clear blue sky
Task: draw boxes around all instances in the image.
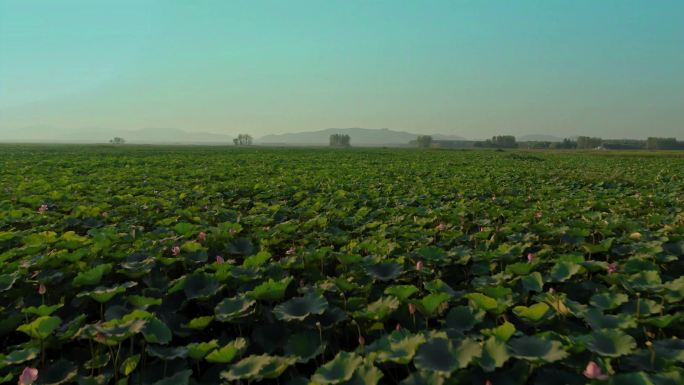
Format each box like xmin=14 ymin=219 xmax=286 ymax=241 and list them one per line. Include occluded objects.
xmin=1 ymin=0 xmax=683 ymax=139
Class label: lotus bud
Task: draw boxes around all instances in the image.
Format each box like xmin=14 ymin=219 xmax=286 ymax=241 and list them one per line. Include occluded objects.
xmin=198 ymin=231 xmax=206 ymax=242
xmin=416 ymin=260 xmax=424 ymax=271
xmin=583 ymin=361 xmax=608 ymax=380
xmin=171 ymin=245 xmax=181 ymax=256
xmin=358 ymin=335 xmax=365 ymax=346
xmin=408 ymin=303 xmax=416 ymax=315
xmin=527 ymin=253 xmax=535 ymax=263
xmin=215 ymin=255 xmax=225 ymax=264
xmin=18 ymin=367 xmax=38 ymax=385
xmin=38 ymin=283 xmax=46 ymax=295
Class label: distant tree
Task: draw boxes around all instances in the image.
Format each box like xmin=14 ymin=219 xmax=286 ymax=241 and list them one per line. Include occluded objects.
xmin=233 ymin=134 xmax=253 ymax=146
xmin=329 ymin=134 xmax=351 ymax=147
xmin=416 ymin=135 xmax=433 ymax=148
xmin=475 ymin=135 xmax=517 ymax=148
xmin=549 ymin=138 xmax=577 ymax=149
xmin=646 ymin=137 xmax=683 ymax=150
xmin=576 ymin=136 xmax=603 ymax=149
xmin=109 ymin=137 xmax=126 ymax=144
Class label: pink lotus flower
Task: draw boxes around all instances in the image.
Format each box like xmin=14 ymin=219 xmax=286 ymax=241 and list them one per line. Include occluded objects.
xmin=18 ymin=367 xmax=38 ymax=385
xmin=358 ymin=335 xmax=365 ymax=346
xmin=216 ymin=255 xmax=225 ymax=264
xmin=37 ymin=204 xmax=48 ymax=215
xmin=527 ymin=253 xmax=535 ymax=264
xmin=286 ymin=247 xmax=296 ymax=255
xmin=583 ymin=361 xmax=608 ymax=380
xmin=408 ymin=303 xmax=416 ymax=315
xmin=395 ymin=323 xmax=401 ymax=331
xmin=607 ymin=262 xmax=617 ymax=274
xmin=416 ymin=260 xmax=424 ymax=271
xmin=436 ymin=223 xmax=447 ymax=231
xmin=38 ymin=283 xmax=46 ymax=295
xmin=171 ymin=246 xmax=181 ymax=256
xmin=198 ymin=231 xmax=206 ymax=242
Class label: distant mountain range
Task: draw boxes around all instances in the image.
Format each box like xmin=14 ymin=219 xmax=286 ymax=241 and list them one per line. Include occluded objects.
xmin=257 ymin=128 xmax=465 ymax=146
xmin=1 ymin=126 xmax=569 ymax=145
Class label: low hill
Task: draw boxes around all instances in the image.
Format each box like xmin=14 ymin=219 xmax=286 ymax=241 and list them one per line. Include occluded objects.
xmin=257 ymin=128 xmax=465 ymax=146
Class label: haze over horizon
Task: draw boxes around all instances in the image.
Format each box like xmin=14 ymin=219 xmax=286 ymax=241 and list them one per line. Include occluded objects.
xmin=1 ymin=1 xmax=683 ymax=141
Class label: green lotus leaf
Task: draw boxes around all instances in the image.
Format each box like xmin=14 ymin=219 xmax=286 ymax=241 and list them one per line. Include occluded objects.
xmin=417 ymin=246 xmax=447 ymax=262
xmin=119 ymin=354 xmax=140 ymax=376
xmin=423 ymin=279 xmax=458 ymax=296
xmin=399 ymin=371 xmax=445 ymax=385
xmin=247 ymin=277 xmax=293 ymax=301
xmin=384 ymin=285 xmax=419 ymax=301
xmin=343 ymin=362 xmax=384 ymax=385
xmin=465 ymin=293 xmax=502 ymax=314
xmin=652 ymin=339 xmax=684 ymax=362
xmin=481 ymin=321 xmax=516 ymax=342
xmin=17 ymin=315 xmax=61 ymax=339
xmin=183 ymin=273 xmax=220 ymax=300
xmin=415 ymin=292 xmax=451 ymax=316
xmin=506 ymin=262 xmax=535 ymax=276
xmin=640 ymin=314 xmax=680 ymax=328
xmin=22 ymin=303 xmax=63 ymax=317
xmin=185 ymin=315 xmax=213 ymax=330
xmin=508 ymin=336 xmax=568 ymax=362
xmin=513 ymin=302 xmax=551 ymax=322
xmin=549 ymin=262 xmax=582 ymax=282
xmin=173 ymin=222 xmax=195 ymax=235
xmin=367 ymin=262 xmax=402 ymax=281
xmin=205 ymin=337 xmax=247 ymax=363
xmin=453 ymin=338 xmax=482 ymax=368
xmin=84 ymin=353 xmax=110 ymax=370
xmin=607 ymin=372 xmax=654 ymax=385
xmin=2 ymin=347 xmax=39 ymax=365
xmin=413 ymin=338 xmax=458 ymax=375
xmin=274 ymin=292 xmax=328 ymax=321
xmin=585 ymin=330 xmax=637 ymax=357
xmin=186 ymin=340 xmax=219 ymax=360
xmin=147 ymin=345 xmax=188 ymax=360
xmin=285 ymin=330 xmax=326 ymax=362
xmin=76 ymin=374 xmax=112 ymax=385
xmin=590 ymin=292 xmax=629 ymax=310
xmin=222 ymin=354 xmax=296 ymax=382
xmin=353 ymin=296 xmax=399 ymax=321
xmin=77 ymin=281 xmax=137 ymax=303
xmin=479 ymin=337 xmax=510 ymax=372
xmin=243 ymin=251 xmax=271 ymax=267
xmin=91 ymin=319 xmax=147 ymax=344
xmin=311 ymin=351 xmax=363 ymax=384
xmin=127 ymin=295 xmax=162 ymax=308
xmin=142 ymin=317 xmax=172 ymax=344
xmin=521 ymin=272 xmax=544 ymax=293
xmin=215 ymin=295 xmax=256 ymax=321
xmin=0 ymin=273 xmax=18 ymax=292
xmin=41 ymin=359 xmax=77 ymax=385
xmin=584 ymin=308 xmax=637 ymax=330
xmin=370 ymin=332 xmax=426 ymax=364
xmin=627 ymin=271 xmax=662 ymax=291
xmin=445 ymin=305 xmax=484 ymax=332
xmin=622 ymin=299 xmax=663 ymax=316
xmin=72 ymin=264 xmax=112 ymax=287
xmin=151 ymin=369 xmax=192 ymax=385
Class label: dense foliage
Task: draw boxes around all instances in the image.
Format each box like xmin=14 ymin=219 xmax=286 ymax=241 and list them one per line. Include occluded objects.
xmin=1 ymin=145 xmax=683 ymax=385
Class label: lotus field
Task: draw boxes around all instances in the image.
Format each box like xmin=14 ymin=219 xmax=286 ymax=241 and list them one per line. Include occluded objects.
xmin=1 ymin=145 xmax=684 ymax=385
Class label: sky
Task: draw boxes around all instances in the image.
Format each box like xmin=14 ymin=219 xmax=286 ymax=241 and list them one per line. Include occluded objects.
xmin=1 ymin=0 xmax=683 ymax=140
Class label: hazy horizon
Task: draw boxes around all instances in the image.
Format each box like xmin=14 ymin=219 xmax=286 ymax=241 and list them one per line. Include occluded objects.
xmin=1 ymin=1 xmax=683 ymax=141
